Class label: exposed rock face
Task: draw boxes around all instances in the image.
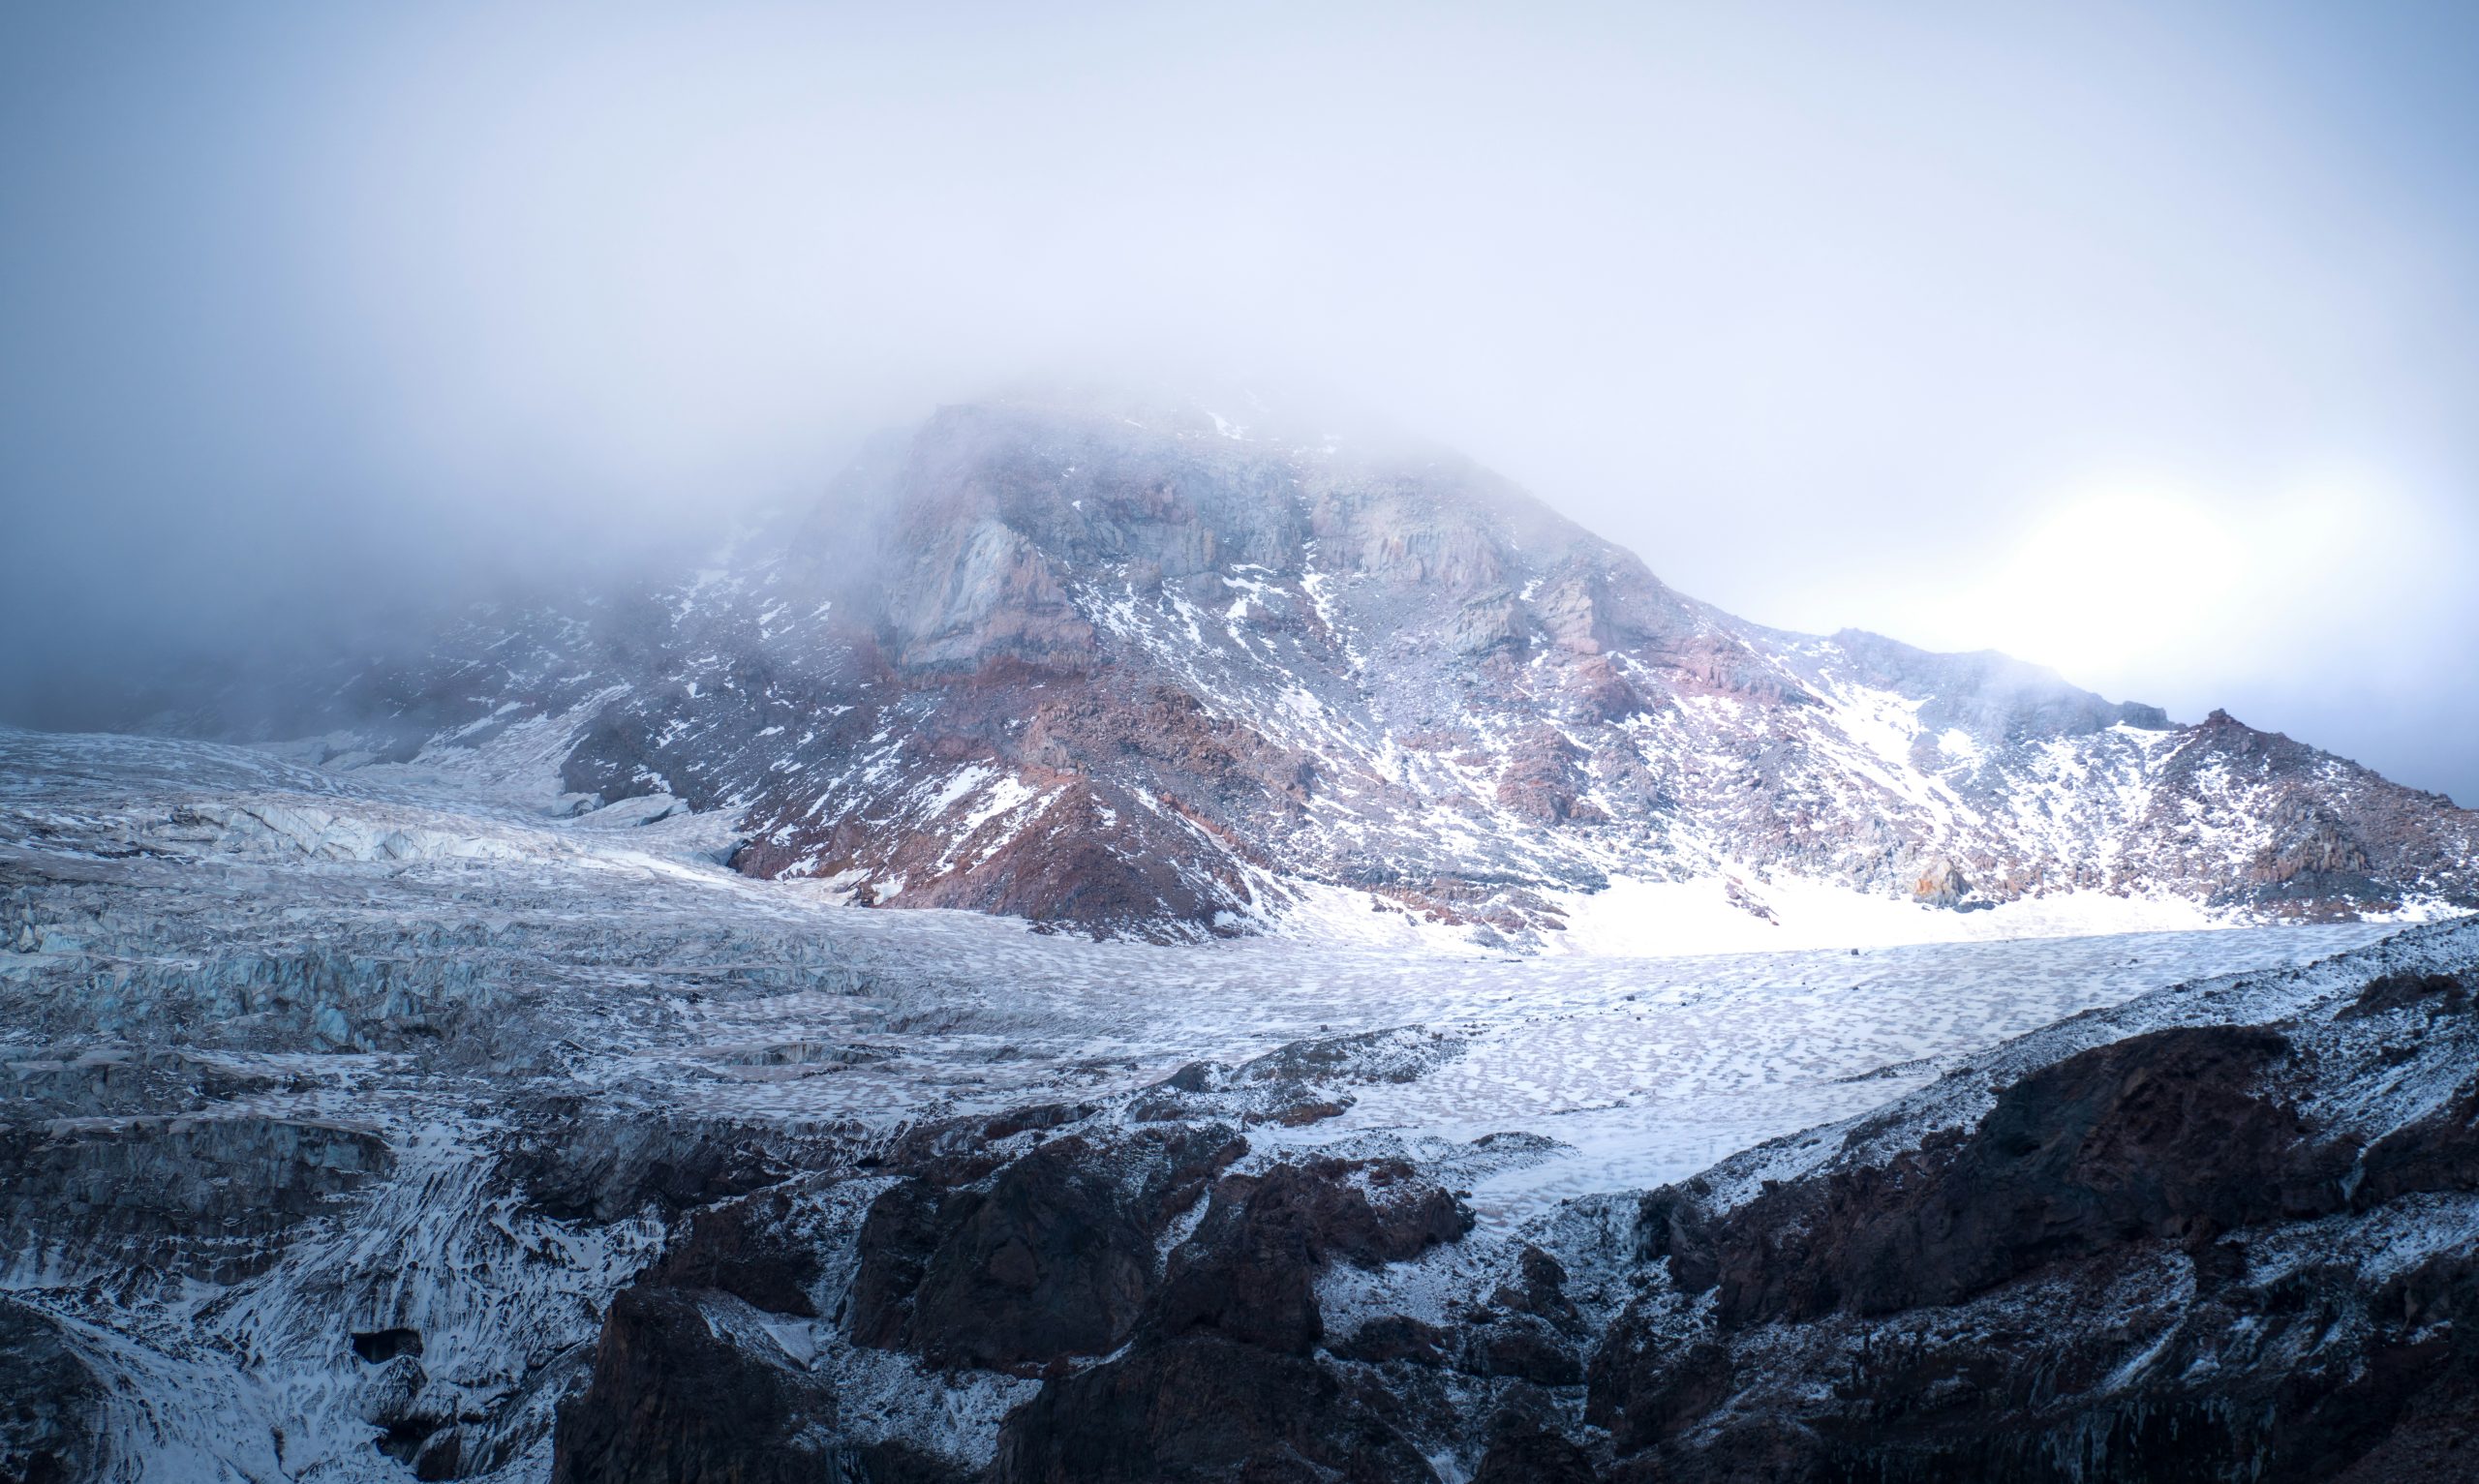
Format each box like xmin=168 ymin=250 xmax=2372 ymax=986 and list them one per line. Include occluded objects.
xmin=496 ymin=1102 xmax=793 ymax=1227
xmin=0 ymin=1299 xmax=99 ymax=1484
xmin=535 ymin=925 xmax=2479 ymax=1483
xmin=849 ymin=1126 xmax=1243 ymax=1372
xmin=1912 ymin=856 xmax=1970 ymax=907
xmin=1147 ymin=1158 xmax=1471 ymax=1354
xmin=984 ymin=1153 xmax=1469 ymax=1484
xmin=1 ymin=1114 xmax=388 ymax=1285
xmin=1329 ymin=1236 xmax=1592 ymax=1391
xmin=538 ymin=1120 xmax=1472 ymax=1484
xmin=242 ymin=394 xmax=2475 ymax=942
xmin=1470 ymin=1426 xmax=1600 ymax=1484
xmin=986 ymin=1336 xmax=1438 ymax=1484
xmin=1586 ymin=944 xmax=2479 ymax=1482
xmin=1697 ymin=1025 xmax=2338 ymax=1324
xmin=646 ymin=1187 xmax=826 ymax=1317
xmin=550 ymin=1285 xmax=846 ymax=1484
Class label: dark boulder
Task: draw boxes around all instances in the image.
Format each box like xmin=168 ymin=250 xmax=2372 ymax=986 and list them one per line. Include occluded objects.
xmin=986 ymin=1335 xmax=1439 ymax=1484
xmin=1492 ymin=1244 xmax=1584 ymax=1333
xmin=2353 ymin=1075 xmax=2479 ymax=1210
xmin=1588 ymin=1006 xmax=2479 ymax=1482
xmin=903 ymin=1137 xmax=1155 ymax=1371
xmin=1472 ymin=1425 xmax=1600 ymax=1484
xmin=847 ymin=1178 xmax=948 ymax=1347
xmin=499 ymin=1105 xmax=788 ymax=1226
xmin=1150 ymin=1158 xmax=1470 ymax=1354
xmin=1473 ymin=1314 xmax=1585 ymax=1386
xmin=988 ymin=1156 xmax=1469 ymax=1481
xmin=0 ymin=1115 xmax=389 ymax=1285
xmin=649 ymin=1186 xmax=824 ymax=1317
xmin=0 ymin=1299 xmax=100 ymax=1484
xmin=1587 ymin=1335 xmax=1735 ymax=1456
xmin=2341 ymin=968 xmax=2470 ymax=1019
xmin=550 ymin=1285 xmax=842 ymax=1484
xmin=851 ymin=1127 xmax=1244 ymax=1372
xmin=1331 ymin=1315 xmax=1455 ymax=1367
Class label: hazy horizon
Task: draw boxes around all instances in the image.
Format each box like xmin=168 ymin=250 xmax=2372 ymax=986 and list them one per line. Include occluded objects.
xmin=5 ymin=2 xmax=2475 ymax=803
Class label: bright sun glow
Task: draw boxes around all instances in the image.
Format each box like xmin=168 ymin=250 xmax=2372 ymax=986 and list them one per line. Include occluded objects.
xmin=1951 ymin=474 xmax=2415 ymax=699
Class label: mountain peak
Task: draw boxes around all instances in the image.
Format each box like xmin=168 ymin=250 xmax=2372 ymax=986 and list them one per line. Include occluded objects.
xmin=286 ymin=404 xmax=2479 ymax=945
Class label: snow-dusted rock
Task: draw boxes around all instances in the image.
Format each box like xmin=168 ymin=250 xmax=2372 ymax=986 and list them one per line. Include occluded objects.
xmin=216 ymin=395 xmax=2477 ymax=946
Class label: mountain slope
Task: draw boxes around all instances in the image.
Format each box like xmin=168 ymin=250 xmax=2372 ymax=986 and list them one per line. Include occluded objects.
xmin=295 ymin=395 xmax=2477 ymax=945
xmin=0 ymin=721 xmax=2450 ymax=1480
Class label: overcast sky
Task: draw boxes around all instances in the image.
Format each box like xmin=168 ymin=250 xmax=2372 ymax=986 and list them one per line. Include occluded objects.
xmin=4 ymin=1 xmax=2475 ymax=802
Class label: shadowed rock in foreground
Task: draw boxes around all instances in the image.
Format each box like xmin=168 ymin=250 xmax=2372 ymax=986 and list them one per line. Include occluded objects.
xmin=538 ymin=924 xmax=2479 ymax=1483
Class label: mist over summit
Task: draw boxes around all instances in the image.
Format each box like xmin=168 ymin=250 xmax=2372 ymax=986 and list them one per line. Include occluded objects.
xmin=175 ymin=391 xmax=2473 ymax=949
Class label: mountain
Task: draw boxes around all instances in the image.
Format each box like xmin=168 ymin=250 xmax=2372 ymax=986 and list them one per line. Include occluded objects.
xmin=288 ymin=393 xmax=2476 ymax=946
xmin=9 ymin=390 xmax=2469 ymax=1481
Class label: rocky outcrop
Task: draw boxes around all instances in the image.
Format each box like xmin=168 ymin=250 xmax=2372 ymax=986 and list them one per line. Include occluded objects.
xmin=987 ymin=1335 xmax=1439 ymax=1484
xmin=10 ymin=669 xmax=2477 ymax=1482
xmin=883 ymin=517 xmax=1098 ymax=676
xmin=496 ymin=1103 xmax=794 ymax=1226
xmin=646 ymin=1186 xmax=827 ymax=1317
xmin=1470 ymin=1426 xmax=1599 ymax=1484
xmin=0 ymin=1299 xmax=99 ymax=1484
xmin=0 ymin=1114 xmax=387 ymax=1285
xmin=850 ymin=1126 xmax=1243 ymax=1373
xmin=538 ymin=1119 xmax=1476 ymax=1484
xmin=1911 ymin=856 xmax=1970 ymax=907
xmin=986 ymin=1154 xmax=1470 ymax=1484
xmin=1693 ymin=1025 xmax=2340 ymax=1325
xmin=550 ymin=1285 xmax=847 ymax=1484
xmin=1583 ymin=955 xmax=2479 ymax=1482
xmin=2156 ymin=710 xmax=2474 ymax=919
xmin=1495 ymin=727 xmax=1601 ymax=826
xmin=1148 ymin=1158 xmax=1470 ymax=1354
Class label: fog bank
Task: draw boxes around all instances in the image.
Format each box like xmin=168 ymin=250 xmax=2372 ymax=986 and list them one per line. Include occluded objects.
xmin=4 ymin=1 xmax=2473 ymax=800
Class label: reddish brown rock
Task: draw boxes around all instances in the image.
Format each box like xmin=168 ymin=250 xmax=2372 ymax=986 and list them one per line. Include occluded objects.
xmin=295 ymin=399 xmax=2479 ymax=945
xmin=1703 ymin=1026 xmax=2340 ymax=1326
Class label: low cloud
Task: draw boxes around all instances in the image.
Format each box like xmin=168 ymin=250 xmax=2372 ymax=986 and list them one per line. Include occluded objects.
xmin=4 ymin=2 xmax=2473 ymax=801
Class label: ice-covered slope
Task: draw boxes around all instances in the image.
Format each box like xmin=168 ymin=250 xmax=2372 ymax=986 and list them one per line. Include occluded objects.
xmin=0 ymin=723 xmax=2446 ymax=1481
xmin=205 ymin=394 xmax=2478 ymax=945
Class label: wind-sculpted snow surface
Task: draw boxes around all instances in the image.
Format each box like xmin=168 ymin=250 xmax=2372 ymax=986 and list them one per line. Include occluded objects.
xmin=2 ymin=724 xmax=2464 ymax=1481
xmin=244 ymin=395 xmax=2479 ymax=946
